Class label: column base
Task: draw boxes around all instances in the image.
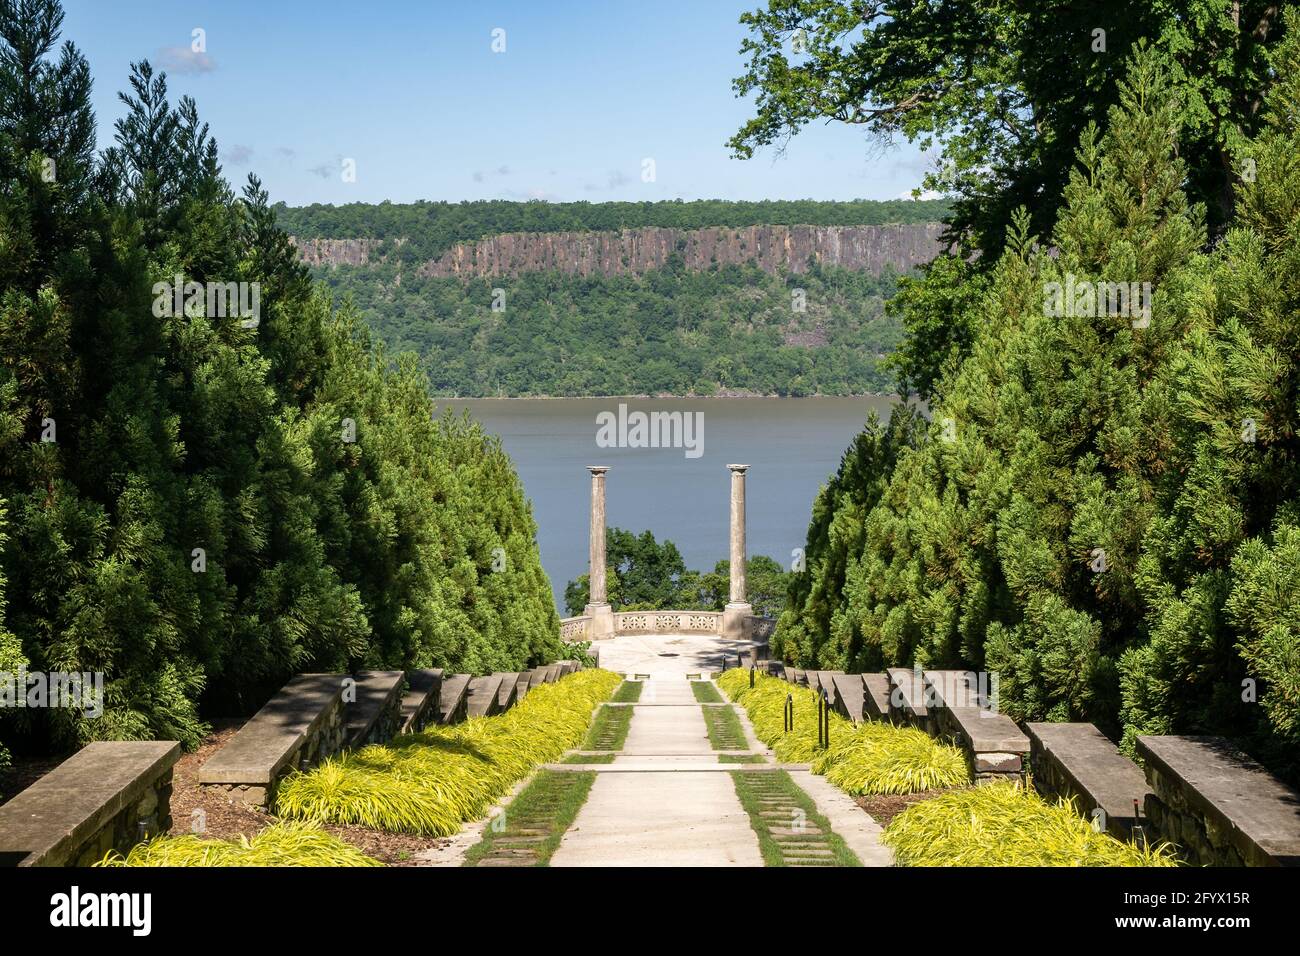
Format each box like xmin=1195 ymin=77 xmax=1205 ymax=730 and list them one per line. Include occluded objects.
xmin=584 ymin=602 xmax=616 ymax=641
xmin=720 ymin=603 xmax=754 ymax=641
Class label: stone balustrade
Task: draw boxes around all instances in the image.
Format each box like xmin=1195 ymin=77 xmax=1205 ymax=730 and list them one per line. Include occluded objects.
xmin=561 ymin=611 xmax=776 ymax=641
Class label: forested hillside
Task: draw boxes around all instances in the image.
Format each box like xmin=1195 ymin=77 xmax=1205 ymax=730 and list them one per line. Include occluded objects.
xmin=772 ymin=16 xmax=1300 ymax=783
xmin=0 ymin=1 xmax=559 ymax=761
xmin=276 ymin=199 xmax=948 ymax=397
xmin=316 ymin=261 xmax=903 ymax=396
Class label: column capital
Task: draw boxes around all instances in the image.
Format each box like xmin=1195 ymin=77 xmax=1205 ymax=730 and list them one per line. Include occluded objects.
xmin=587 ymin=465 xmax=609 ymax=475
xmin=727 ymin=463 xmax=750 ymax=473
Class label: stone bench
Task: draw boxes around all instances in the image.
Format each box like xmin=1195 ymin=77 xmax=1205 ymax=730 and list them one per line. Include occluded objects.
xmin=199 ymin=673 xmax=346 ymax=807
xmin=399 ymin=668 xmax=443 ymax=733
xmin=513 ymin=672 xmax=532 ymax=702
xmin=344 ymin=670 xmax=405 ymax=748
xmin=923 ymin=669 xmax=991 ymax=710
xmin=830 ymin=674 xmax=865 ymax=723
xmin=436 ymin=674 xmax=471 ymax=725
xmin=766 ymin=661 xmax=786 ymax=679
xmin=0 ymin=742 xmax=180 ymax=867
xmin=544 ymin=663 xmax=563 ymax=683
xmin=885 ymin=667 xmax=929 ymax=730
xmin=1136 ymin=735 xmax=1300 ymax=866
xmin=494 ymin=672 xmax=521 ymax=711
xmin=862 ymin=674 xmax=891 ymax=720
xmin=525 ymin=666 xmax=549 ymax=690
xmin=809 ymin=671 xmax=838 ymax=700
xmin=465 ymin=674 xmax=505 ymax=718
xmin=786 ymin=667 xmax=807 ymax=686
xmin=934 ymin=707 xmax=1029 ymax=784
xmin=1026 ymin=722 xmax=1151 ymax=839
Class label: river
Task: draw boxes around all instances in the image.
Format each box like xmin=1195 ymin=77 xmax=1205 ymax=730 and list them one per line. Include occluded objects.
xmin=435 ymin=397 xmax=904 ymax=610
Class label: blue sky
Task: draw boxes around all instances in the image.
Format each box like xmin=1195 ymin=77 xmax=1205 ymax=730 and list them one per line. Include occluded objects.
xmin=61 ymin=0 xmax=933 ymax=207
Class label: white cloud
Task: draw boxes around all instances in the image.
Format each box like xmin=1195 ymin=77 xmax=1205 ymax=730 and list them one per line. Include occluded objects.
xmin=157 ymin=46 xmax=216 ymax=75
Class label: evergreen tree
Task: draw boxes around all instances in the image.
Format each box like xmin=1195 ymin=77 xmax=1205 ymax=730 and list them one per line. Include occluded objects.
xmin=783 ymin=33 xmax=1300 ymax=780
xmin=0 ymin=0 xmax=564 ymax=759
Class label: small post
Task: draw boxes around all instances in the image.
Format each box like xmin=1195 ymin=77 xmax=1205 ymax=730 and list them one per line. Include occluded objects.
xmin=749 ymin=665 xmax=755 ymax=689
xmin=784 ymin=693 xmax=794 ymax=733
xmin=1132 ymin=798 xmax=1147 ymax=848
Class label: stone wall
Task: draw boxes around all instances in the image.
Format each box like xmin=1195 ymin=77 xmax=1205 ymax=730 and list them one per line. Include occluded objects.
xmin=0 ymin=741 xmax=180 ymax=867
xmin=1137 ymin=735 xmax=1300 ymax=867
xmin=199 ymin=673 xmax=348 ymax=808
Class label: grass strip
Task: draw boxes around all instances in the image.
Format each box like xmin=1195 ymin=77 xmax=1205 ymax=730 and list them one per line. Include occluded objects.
xmin=719 ymin=754 xmax=768 ymax=764
xmin=883 ymin=783 xmax=1180 ymax=867
xmin=690 ymin=680 xmax=723 ymax=703
xmin=611 ymin=679 xmax=644 ymax=703
xmin=731 ymin=770 xmax=861 ymax=867
xmin=580 ymin=703 xmax=634 ymax=751
xmin=562 ymin=753 xmax=616 ymax=764
xmin=702 ymin=702 xmax=749 ymax=751
xmin=462 ymin=770 xmax=596 ymax=867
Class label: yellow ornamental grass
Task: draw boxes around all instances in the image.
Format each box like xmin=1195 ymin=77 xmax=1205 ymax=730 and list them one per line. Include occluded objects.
xmin=97 ymin=822 xmax=381 ymax=867
xmin=718 ymin=669 xmax=969 ymax=793
xmin=276 ymin=668 xmax=621 ymax=835
xmin=883 ymin=783 xmax=1181 ymax=867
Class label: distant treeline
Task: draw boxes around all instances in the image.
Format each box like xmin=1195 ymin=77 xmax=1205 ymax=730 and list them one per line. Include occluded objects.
xmin=274 ymin=198 xmax=952 ymax=262
xmin=312 ymin=259 xmax=904 ymax=397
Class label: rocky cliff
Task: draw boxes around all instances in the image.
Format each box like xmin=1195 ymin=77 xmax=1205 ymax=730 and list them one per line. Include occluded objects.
xmin=292 ymin=223 xmax=945 ymax=278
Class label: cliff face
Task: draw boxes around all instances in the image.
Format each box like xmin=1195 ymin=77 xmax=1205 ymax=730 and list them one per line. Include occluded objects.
xmin=292 ymin=223 xmax=945 ymax=277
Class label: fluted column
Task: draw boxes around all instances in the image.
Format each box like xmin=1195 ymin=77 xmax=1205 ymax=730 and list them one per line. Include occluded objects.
xmin=583 ymin=466 xmax=615 ymax=639
xmin=721 ymin=464 xmax=753 ymax=640
xmin=587 ymin=466 xmax=608 ymax=604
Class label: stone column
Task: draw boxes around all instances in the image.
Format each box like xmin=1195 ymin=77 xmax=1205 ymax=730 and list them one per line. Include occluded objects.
xmin=721 ymin=464 xmax=753 ymax=640
xmin=583 ymin=466 xmax=615 ymax=640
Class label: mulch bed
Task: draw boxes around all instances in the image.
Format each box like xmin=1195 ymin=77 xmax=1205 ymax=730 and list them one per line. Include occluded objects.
xmin=168 ymin=722 xmax=454 ymax=865
xmin=854 ymin=789 xmax=950 ymax=826
xmin=4 ymin=724 xmax=465 ymax=865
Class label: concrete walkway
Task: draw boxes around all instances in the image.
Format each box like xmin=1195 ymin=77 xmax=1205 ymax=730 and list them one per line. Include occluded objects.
xmin=551 ymin=674 xmax=762 ymax=866
xmin=548 ymin=663 xmax=892 ymax=867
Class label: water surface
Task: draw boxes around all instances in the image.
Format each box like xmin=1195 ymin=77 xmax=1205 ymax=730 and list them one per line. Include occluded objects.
xmin=436 ymin=397 xmax=901 ymax=609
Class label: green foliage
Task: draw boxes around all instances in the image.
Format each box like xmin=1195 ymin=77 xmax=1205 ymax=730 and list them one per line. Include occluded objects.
xmin=276 ymin=669 xmax=621 ymax=835
xmin=883 ymin=784 xmax=1180 ymax=867
xmin=276 ymin=198 xmax=952 ymax=262
xmin=312 ymin=262 xmax=905 ymax=397
xmin=776 ymin=407 xmax=927 ymax=665
xmin=730 ymin=1 xmax=1285 ymax=251
xmin=717 ymin=669 xmax=968 ymax=792
xmin=0 ymin=0 xmax=561 ymax=759
xmin=565 ymin=527 xmax=792 ymax=617
xmin=780 ymin=33 xmax=1300 ymax=781
xmin=96 ymin=821 xmax=380 ymax=867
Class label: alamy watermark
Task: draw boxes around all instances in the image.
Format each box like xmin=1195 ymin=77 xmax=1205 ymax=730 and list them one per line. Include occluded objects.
xmin=152 ymin=276 xmax=261 ymax=328
xmin=595 ymin=403 xmax=703 ymax=459
xmin=1043 ymin=273 xmax=1152 ymax=328
xmin=1 ymin=670 xmax=105 ymax=718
